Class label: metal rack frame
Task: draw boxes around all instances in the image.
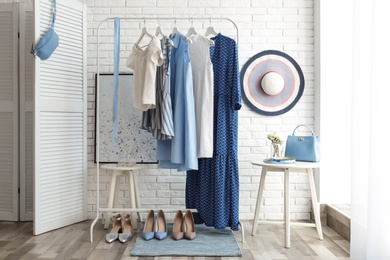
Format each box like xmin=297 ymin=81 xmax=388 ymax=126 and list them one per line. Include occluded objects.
xmin=90 ymin=16 xmax=244 ymax=243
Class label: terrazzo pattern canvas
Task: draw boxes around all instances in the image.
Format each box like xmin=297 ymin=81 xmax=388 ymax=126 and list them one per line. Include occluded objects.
xmin=95 ymin=74 xmax=157 ymax=163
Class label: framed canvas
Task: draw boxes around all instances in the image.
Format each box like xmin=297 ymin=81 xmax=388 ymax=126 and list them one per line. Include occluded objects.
xmin=94 ymin=73 xmax=157 ymax=163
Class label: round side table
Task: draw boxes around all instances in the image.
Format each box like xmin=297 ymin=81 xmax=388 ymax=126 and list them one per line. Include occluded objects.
xmin=251 ymin=161 xmax=323 ymax=248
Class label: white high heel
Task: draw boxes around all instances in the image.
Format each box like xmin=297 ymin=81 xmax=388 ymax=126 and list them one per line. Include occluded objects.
xmin=119 ymin=213 xmax=133 ymax=243
xmin=105 ymin=213 xmax=122 ymax=243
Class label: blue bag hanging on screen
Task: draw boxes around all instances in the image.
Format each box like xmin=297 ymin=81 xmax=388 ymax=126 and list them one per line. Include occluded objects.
xmin=285 ymin=124 xmax=321 ymax=162
xmin=31 ymin=0 xmax=59 ymax=60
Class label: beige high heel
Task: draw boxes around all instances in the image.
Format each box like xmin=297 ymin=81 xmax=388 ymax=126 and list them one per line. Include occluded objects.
xmin=172 ymin=210 xmax=184 ymax=240
xmin=183 ymin=210 xmax=196 ymax=240
xmin=105 ymin=213 xmax=122 ymax=243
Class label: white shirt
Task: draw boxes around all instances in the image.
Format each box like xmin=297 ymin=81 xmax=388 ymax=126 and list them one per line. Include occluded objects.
xmin=126 ymin=36 xmax=163 ymax=111
xmin=188 ymin=34 xmax=214 ymax=158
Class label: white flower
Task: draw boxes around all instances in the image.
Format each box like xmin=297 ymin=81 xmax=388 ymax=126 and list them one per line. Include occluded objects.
xmin=267 ymin=132 xmax=285 ymax=144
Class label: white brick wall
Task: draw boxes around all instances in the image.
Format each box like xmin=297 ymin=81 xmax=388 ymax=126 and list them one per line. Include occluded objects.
xmin=86 ymin=0 xmax=315 ymax=222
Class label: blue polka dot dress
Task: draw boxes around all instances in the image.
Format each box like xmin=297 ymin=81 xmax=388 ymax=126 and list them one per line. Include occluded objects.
xmin=186 ymin=33 xmax=242 ymax=230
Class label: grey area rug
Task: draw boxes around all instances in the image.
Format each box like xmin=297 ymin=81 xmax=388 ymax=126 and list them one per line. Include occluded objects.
xmin=130 ymin=224 xmax=242 ymax=257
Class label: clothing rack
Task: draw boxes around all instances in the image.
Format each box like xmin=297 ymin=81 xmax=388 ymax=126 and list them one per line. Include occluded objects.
xmin=90 ymin=16 xmax=243 ymax=243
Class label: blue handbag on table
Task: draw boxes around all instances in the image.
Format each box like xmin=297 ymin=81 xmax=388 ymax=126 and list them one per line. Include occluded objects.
xmin=285 ymin=124 xmax=320 ymax=162
xmin=31 ymin=0 xmax=59 ymax=60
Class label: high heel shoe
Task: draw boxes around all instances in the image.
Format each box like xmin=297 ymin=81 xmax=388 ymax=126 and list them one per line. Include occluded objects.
xmin=106 ymin=213 xmax=122 ymax=243
xmin=154 ymin=210 xmax=167 ymax=240
xmin=183 ymin=210 xmax=196 ymax=240
xmin=119 ymin=213 xmax=133 ymax=243
xmin=142 ymin=210 xmax=155 ymax=240
xmin=172 ymin=210 xmax=184 ymax=240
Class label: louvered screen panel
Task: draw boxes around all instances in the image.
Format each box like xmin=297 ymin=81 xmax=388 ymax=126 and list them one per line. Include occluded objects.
xmin=34 ymin=0 xmax=86 ymax=235
xmin=0 ymin=4 xmax=18 ymax=221
xmin=19 ymin=2 xmax=34 ymax=221
xmin=0 ymin=113 xmax=14 ymax=213
xmin=24 ymin=7 xmax=34 ymax=103
xmin=0 ymin=7 xmax=14 ymax=102
xmin=25 ymin=112 xmax=34 ymax=213
xmin=39 ymin=112 xmax=84 ymax=222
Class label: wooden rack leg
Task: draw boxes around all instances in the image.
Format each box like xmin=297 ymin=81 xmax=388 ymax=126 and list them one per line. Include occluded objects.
xmin=284 ymin=168 xmax=290 ymax=248
xmin=252 ymin=167 xmax=267 ymax=235
xmin=133 ymin=169 xmax=142 ymax=222
xmin=307 ymin=168 xmax=323 ymax=240
xmin=104 ymin=171 xmax=120 ymax=229
xmin=128 ymin=170 xmax=138 ymax=229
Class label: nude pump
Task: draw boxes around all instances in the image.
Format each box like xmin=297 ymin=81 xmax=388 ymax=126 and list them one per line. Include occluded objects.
xmin=183 ymin=210 xmax=196 ymax=240
xmin=172 ymin=210 xmax=184 ymax=240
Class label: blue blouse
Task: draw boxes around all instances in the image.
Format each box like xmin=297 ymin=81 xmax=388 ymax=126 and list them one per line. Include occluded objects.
xmin=157 ymin=32 xmax=198 ymax=171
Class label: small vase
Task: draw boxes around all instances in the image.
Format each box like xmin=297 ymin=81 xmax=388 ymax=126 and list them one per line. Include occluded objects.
xmin=271 ymin=142 xmax=284 ymax=158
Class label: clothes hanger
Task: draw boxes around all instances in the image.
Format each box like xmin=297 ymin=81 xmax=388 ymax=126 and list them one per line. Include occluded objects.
xmin=135 ymin=18 xmax=153 ymax=46
xmin=155 ymin=25 xmax=165 ymax=38
xmin=155 ymin=18 xmax=174 ymax=46
xmin=204 ymin=17 xmax=218 ymax=38
xmin=186 ymin=18 xmax=198 ymax=37
xmin=171 ymin=17 xmax=179 ymax=34
xmin=171 ymin=18 xmax=192 ymax=44
xmin=155 ymin=18 xmax=165 ymax=37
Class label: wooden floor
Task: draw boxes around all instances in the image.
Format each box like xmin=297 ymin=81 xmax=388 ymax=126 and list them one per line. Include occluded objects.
xmin=0 ymin=220 xmax=349 ymax=260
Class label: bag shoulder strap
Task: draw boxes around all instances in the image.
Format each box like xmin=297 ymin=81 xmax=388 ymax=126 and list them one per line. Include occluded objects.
xmin=30 ymin=0 xmax=57 ymax=56
xmin=51 ymin=0 xmax=57 ymax=27
xmin=292 ymin=124 xmax=316 ymax=136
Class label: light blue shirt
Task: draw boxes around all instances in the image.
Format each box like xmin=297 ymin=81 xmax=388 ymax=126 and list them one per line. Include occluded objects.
xmin=157 ymin=32 xmax=198 ymax=171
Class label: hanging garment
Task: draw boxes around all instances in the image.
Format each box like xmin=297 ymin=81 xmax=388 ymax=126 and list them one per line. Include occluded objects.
xmin=141 ymin=36 xmax=174 ymax=140
xmin=160 ymin=37 xmax=175 ymax=138
xmin=188 ymin=34 xmax=214 ymax=158
xmin=186 ymin=33 xmax=242 ymax=230
xmin=126 ymin=36 xmax=163 ymax=111
xmin=156 ymin=32 xmax=198 ymax=172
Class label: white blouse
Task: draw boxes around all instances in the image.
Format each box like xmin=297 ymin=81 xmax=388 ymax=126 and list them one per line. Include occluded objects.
xmin=126 ymin=36 xmax=163 ymax=111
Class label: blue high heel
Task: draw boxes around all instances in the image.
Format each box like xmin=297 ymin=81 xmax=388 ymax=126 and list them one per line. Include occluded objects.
xmin=154 ymin=210 xmax=167 ymax=240
xmin=142 ymin=210 xmax=155 ymax=240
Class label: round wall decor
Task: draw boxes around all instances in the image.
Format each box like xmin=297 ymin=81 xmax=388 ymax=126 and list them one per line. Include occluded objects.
xmin=240 ymin=50 xmax=304 ymax=116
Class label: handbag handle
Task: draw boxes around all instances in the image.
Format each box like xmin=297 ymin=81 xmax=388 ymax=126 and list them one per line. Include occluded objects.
xmin=292 ymin=124 xmax=316 ymax=136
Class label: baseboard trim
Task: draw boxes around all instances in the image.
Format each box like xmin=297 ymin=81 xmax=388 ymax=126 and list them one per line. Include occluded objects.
xmin=316 ymin=204 xmax=350 ymax=242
